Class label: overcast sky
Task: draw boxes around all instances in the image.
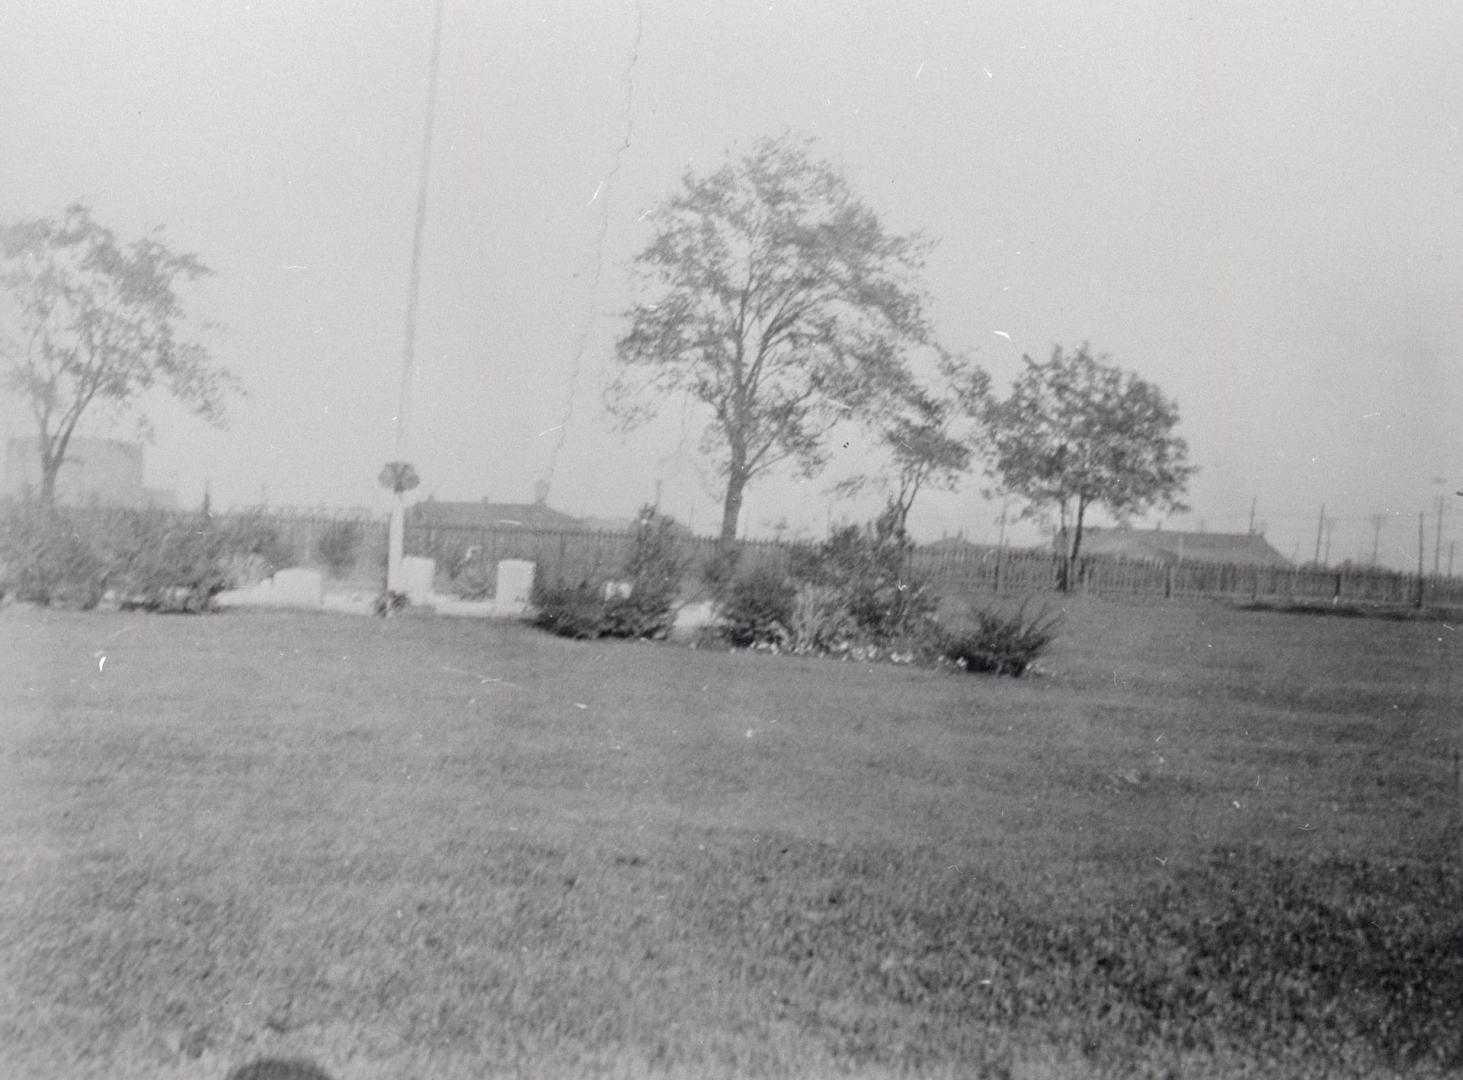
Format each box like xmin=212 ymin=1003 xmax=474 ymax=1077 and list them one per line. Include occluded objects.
xmin=3 ymin=0 xmax=1461 ymax=566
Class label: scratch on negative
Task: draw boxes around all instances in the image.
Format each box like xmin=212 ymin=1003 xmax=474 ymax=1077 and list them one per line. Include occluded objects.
xmin=441 ymin=666 xmax=516 ymax=687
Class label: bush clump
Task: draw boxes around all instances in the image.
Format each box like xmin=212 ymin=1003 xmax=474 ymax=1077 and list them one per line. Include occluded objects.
xmin=315 ymin=519 xmax=363 ymax=579
xmin=716 ymin=566 xmax=796 ymax=648
xmin=788 ymin=505 xmax=937 ymax=645
xmin=415 ymin=531 xmax=495 ymax=599
xmin=104 ymin=512 xmax=231 ymax=612
xmin=0 ymin=503 xmax=296 ymax=612
xmin=213 ymin=511 xmax=294 ymax=574
xmin=532 ymin=506 xmax=686 ymax=640
xmin=0 ymin=502 xmax=108 ymax=607
xmin=531 ymin=578 xmax=609 ymax=639
xmin=706 ymin=508 xmax=1058 ymax=676
xmin=713 ymin=504 xmax=939 ymax=657
xmin=939 ymin=599 xmax=1062 ymax=676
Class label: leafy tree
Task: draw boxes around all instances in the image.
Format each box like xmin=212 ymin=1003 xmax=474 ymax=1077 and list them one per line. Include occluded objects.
xmin=608 ymin=134 xmax=933 ymax=545
xmin=835 ymin=351 xmax=990 ymax=533
xmin=986 ymin=344 xmax=1196 ymax=587
xmin=0 ymin=204 xmax=239 ymax=506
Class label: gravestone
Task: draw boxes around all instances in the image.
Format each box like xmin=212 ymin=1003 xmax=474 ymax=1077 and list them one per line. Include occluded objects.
xmin=668 ymin=598 xmax=717 ymax=643
xmin=400 ymin=556 xmax=435 ymax=605
xmin=496 ymin=559 xmax=535 ymax=615
xmin=272 ymin=568 xmax=323 ymax=608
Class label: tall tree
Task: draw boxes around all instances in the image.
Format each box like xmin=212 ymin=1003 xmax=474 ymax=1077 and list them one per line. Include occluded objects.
xmin=607 ymin=134 xmax=934 ymax=544
xmin=0 ymin=204 xmax=238 ymax=506
xmin=836 ymin=351 xmax=990 ymax=533
xmin=986 ymin=344 xmax=1196 ymax=586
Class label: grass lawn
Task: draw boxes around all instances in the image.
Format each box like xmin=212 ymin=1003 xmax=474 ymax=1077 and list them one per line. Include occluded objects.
xmin=1 ymin=598 xmax=1461 ymax=1079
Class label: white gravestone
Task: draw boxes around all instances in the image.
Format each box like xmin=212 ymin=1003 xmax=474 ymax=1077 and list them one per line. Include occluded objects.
xmin=401 ymin=556 xmax=435 ymax=605
xmin=272 ymin=568 xmax=323 ymax=608
xmin=496 ymin=560 xmax=535 ymax=615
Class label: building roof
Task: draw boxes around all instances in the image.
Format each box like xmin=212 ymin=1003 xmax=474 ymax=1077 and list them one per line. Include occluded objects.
xmin=2 ymin=436 xmax=176 ymax=509
xmin=921 ymin=536 xmax=1002 ymax=558
xmin=408 ymin=497 xmax=583 ymax=530
xmin=1080 ymin=526 xmax=1290 ymax=567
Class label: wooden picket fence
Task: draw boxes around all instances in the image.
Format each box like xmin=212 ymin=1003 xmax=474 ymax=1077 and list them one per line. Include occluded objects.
xmin=394 ymin=520 xmax=1463 ymax=609
xmin=23 ymin=504 xmax=1461 ymax=608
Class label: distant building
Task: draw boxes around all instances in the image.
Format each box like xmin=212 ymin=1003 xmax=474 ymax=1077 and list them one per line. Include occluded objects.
xmin=577 ymin=512 xmax=697 ymax=536
xmin=1079 ymin=525 xmax=1289 ymax=567
xmin=1 ymin=437 xmax=177 ymax=509
xmin=922 ymin=536 xmax=1002 ymax=557
xmin=408 ymin=496 xmax=583 ymax=531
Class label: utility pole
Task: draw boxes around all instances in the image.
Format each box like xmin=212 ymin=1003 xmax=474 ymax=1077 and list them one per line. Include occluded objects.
xmin=1323 ymin=518 xmax=1335 ymax=567
xmin=1369 ymin=513 xmax=1386 ymax=567
xmin=994 ymin=499 xmax=1009 ymax=595
xmin=1416 ymin=510 xmax=1426 ymax=608
xmin=1248 ymin=496 xmax=1257 ymax=536
xmin=1314 ymin=504 xmax=1325 ymax=567
xmin=1434 ymin=495 xmax=1445 ymax=578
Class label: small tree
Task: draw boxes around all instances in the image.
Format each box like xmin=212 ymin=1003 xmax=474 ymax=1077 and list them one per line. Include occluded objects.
xmin=608 ymin=134 xmax=933 ymax=547
xmin=986 ymin=344 xmax=1196 ymax=588
xmin=0 ymin=205 xmax=239 ymax=507
xmin=835 ymin=352 xmax=990 ymax=533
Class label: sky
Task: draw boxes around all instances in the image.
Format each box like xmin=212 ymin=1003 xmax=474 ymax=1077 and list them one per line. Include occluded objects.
xmin=2 ymin=0 xmax=1461 ymax=568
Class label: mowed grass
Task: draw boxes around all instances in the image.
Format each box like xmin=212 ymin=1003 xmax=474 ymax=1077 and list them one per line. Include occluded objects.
xmin=1 ymin=600 xmax=1460 ymax=1079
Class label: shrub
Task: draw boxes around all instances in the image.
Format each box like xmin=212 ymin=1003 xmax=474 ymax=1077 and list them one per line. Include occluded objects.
xmin=413 ymin=530 xmax=496 ymax=599
xmin=0 ymin=503 xmax=107 ymax=608
xmin=531 ymin=578 xmax=606 ymax=639
xmin=607 ymin=506 xmax=685 ymax=638
xmin=786 ymin=584 xmax=858 ymax=654
xmin=315 ymin=519 xmax=363 ymax=579
xmin=717 ymin=567 xmax=796 ymax=648
xmin=215 ymin=511 xmax=294 ymax=574
xmin=939 ymin=599 xmax=1062 ymax=676
xmin=700 ymin=546 xmax=742 ymax=601
xmin=531 ymin=507 xmax=688 ymax=640
xmin=449 ymin=560 xmax=494 ymax=601
xmin=0 ymin=504 xmax=251 ymax=612
xmin=790 ymin=505 xmax=936 ymax=643
xmin=415 ymin=531 xmax=476 ymax=595
xmin=106 ymin=511 xmax=230 ymax=612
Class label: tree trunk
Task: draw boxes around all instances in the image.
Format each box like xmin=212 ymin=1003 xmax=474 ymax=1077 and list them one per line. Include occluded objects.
xmin=719 ymin=454 xmax=748 ymax=548
xmin=1071 ymin=498 xmax=1088 ymax=564
xmin=1055 ymin=499 xmax=1071 ymax=592
xmin=36 ymin=426 xmax=76 ymax=510
xmin=38 ymin=455 xmax=62 ymax=509
xmin=1060 ymin=497 xmax=1089 ymax=593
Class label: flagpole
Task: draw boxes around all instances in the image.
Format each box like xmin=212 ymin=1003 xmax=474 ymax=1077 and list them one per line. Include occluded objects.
xmin=387 ymin=0 xmax=446 ymax=594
